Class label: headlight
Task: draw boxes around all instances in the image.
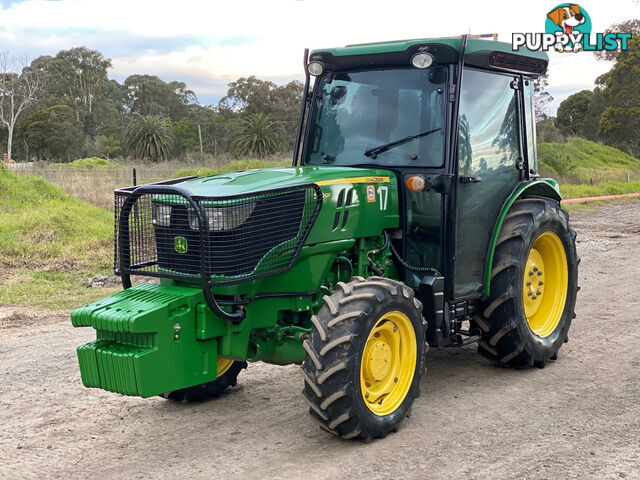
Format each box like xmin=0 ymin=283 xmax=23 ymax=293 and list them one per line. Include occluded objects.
xmin=152 ymin=203 xmax=171 ymax=227
xmin=188 ymin=203 xmax=256 ymax=231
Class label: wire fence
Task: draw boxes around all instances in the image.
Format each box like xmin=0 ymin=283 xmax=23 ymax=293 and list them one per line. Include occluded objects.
xmin=4 ymin=166 xmax=179 ymax=209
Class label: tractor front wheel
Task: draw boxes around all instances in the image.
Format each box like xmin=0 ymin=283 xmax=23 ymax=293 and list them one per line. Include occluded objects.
xmin=301 ymin=276 xmax=426 ymax=440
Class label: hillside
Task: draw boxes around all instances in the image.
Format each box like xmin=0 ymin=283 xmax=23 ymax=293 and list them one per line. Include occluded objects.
xmin=538 ymin=138 xmax=640 ymax=183
xmin=0 ymin=166 xmax=116 ymax=310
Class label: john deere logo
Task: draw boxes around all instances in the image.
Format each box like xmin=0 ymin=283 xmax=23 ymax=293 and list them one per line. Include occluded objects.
xmin=174 ymin=236 xmax=188 ymax=254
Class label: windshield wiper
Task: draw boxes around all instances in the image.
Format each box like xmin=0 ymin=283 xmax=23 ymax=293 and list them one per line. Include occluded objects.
xmin=364 ymin=127 xmax=442 ymax=158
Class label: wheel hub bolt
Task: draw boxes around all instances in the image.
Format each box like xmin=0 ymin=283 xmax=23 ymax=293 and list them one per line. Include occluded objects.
xmin=394 ymin=377 xmax=398 ymax=382
xmin=529 ymin=271 xmax=534 ymax=276
xmin=536 ymin=290 xmax=542 ymax=295
xmin=365 ymin=392 xmax=370 ymax=398
xmin=539 ymin=281 xmax=544 ymax=285
xmin=374 ymin=332 xmax=380 ymax=338
xmin=365 ymin=382 xmax=371 ymax=387
xmin=393 ymin=326 xmax=398 ymax=333
xmin=532 ymin=295 xmax=537 ymax=300
xmin=526 ymin=281 xmax=532 ymax=286
xmin=537 ymin=271 xmax=543 ymax=276
xmin=528 ymin=291 xmax=533 ymax=296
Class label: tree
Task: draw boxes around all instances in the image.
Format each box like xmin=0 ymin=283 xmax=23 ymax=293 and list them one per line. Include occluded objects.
xmin=598 ymin=36 xmax=640 ymax=156
xmin=536 ymin=117 xmax=565 ymax=143
xmin=124 ymin=115 xmax=173 ymax=161
xmin=124 ymin=75 xmax=196 ymax=119
xmin=94 ymin=124 xmax=123 ymax=158
xmin=230 ymin=113 xmax=285 ymax=158
xmin=594 ymin=19 xmax=640 ymax=62
xmin=39 ymin=47 xmax=124 ymax=137
xmin=582 ymin=87 xmax=607 ymax=140
xmin=0 ymin=53 xmax=41 ymax=160
xmin=534 ymin=71 xmax=553 ymax=121
xmin=555 ymin=90 xmax=593 ymax=137
xmin=220 ymin=76 xmax=303 ymax=148
xmin=18 ymin=104 xmax=83 ymax=161
xmin=171 ymin=117 xmax=198 ymax=155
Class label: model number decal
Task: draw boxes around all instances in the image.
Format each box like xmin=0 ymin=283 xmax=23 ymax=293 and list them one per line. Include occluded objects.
xmin=377 ymin=185 xmax=388 ymax=210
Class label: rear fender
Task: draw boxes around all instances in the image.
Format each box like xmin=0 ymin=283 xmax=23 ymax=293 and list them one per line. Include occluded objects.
xmin=483 ymin=179 xmax=561 ymax=297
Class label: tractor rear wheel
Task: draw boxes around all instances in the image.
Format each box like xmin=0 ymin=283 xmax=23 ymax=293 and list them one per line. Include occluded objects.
xmin=163 ymin=358 xmax=246 ymax=402
xmin=301 ymin=276 xmax=426 ymax=440
xmin=477 ymin=197 xmax=578 ymax=367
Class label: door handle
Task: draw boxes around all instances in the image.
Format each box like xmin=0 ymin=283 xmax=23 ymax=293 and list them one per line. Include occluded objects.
xmin=459 ymin=176 xmax=482 ymax=184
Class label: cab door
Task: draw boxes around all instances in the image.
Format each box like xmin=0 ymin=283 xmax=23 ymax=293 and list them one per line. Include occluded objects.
xmin=453 ymin=68 xmax=524 ymax=298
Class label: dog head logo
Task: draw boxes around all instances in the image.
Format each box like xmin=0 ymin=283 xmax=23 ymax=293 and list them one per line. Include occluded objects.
xmin=546 ymin=4 xmax=585 ymax=35
xmin=544 ymin=3 xmax=592 ymax=52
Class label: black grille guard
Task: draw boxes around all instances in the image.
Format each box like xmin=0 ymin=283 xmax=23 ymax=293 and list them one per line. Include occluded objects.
xmin=115 ymin=179 xmax=322 ymax=324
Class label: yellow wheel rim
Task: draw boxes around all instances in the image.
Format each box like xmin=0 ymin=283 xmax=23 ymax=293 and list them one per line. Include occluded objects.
xmin=360 ymin=311 xmax=417 ymax=416
xmin=522 ymin=231 xmax=568 ymax=338
xmin=217 ymin=357 xmax=234 ymax=377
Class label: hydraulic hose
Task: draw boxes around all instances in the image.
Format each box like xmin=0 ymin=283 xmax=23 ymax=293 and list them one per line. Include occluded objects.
xmin=385 ymin=231 xmax=442 ymax=276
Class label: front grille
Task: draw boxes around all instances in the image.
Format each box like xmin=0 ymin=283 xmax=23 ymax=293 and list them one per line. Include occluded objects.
xmin=114 ymin=184 xmax=322 ymax=285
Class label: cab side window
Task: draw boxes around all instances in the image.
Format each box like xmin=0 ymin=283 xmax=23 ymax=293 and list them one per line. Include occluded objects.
xmin=454 ymin=68 xmax=523 ymax=297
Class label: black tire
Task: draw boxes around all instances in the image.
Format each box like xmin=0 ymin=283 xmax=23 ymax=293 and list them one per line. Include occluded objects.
xmin=476 ymin=197 xmax=578 ymax=368
xmin=301 ymin=276 xmax=426 ymax=440
xmin=163 ymin=361 xmax=247 ymax=402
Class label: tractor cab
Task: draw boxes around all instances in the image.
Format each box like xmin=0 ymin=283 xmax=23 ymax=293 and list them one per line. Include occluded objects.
xmin=296 ymin=37 xmax=553 ymax=303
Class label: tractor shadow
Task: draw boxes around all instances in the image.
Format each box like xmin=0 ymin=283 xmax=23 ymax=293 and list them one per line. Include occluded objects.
xmin=419 ymin=343 xmax=536 ymax=398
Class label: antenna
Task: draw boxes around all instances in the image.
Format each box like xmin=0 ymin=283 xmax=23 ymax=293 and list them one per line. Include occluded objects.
xmin=468 ymin=33 xmax=499 ymax=41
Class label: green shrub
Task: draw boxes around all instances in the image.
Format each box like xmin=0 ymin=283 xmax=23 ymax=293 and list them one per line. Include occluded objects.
xmin=54 ymin=157 xmax=119 ymax=169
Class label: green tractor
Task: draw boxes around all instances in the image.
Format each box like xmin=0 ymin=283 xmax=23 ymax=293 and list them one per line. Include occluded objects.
xmin=71 ymin=35 xmax=579 ymax=440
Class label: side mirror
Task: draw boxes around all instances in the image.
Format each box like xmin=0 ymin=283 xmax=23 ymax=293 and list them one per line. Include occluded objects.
xmin=329 ymin=85 xmax=347 ymax=105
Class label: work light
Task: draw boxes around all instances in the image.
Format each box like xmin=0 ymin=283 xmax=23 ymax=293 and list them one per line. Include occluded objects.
xmin=411 ymin=52 xmax=434 ymax=69
xmin=307 ymin=61 xmax=324 ymax=76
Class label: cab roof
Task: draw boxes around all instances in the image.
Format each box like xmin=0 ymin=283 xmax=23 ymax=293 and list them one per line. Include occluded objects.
xmin=310 ymin=36 xmax=548 ymax=76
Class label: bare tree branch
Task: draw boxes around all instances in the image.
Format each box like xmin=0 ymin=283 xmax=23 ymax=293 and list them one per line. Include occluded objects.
xmin=0 ymin=52 xmax=41 ymax=160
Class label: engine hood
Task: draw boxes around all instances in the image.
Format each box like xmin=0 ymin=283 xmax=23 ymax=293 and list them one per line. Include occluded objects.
xmin=177 ymin=166 xmax=395 ymax=197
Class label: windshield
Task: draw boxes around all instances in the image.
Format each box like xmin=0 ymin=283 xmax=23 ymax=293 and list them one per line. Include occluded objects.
xmin=304 ymin=66 xmax=447 ymax=167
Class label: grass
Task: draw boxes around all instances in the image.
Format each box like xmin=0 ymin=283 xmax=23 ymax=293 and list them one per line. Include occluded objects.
xmin=539 ymin=138 xmax=640 ymax=183
xmin=0 ymin=156 xmax=291 ymax=310
xmin=0 ymin=165 xmax=117 ymax=310
xmin=559 ymin=180 xmax=640 ymax=199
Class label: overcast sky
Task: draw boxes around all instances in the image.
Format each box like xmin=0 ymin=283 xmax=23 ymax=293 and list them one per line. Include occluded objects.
xmin=1 ymin=0 xmax=638 ymax=114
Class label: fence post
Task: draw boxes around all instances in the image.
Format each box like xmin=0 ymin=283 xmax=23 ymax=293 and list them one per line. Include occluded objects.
xmin=133 ymin=168 xmax=137 ymax=186
xmin=627 ymin=172 xmax=631 ymax=183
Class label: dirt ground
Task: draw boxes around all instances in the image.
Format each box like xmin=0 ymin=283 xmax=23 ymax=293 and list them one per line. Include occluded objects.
xmin=1 ymin=201 xmax=639 ymax=480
